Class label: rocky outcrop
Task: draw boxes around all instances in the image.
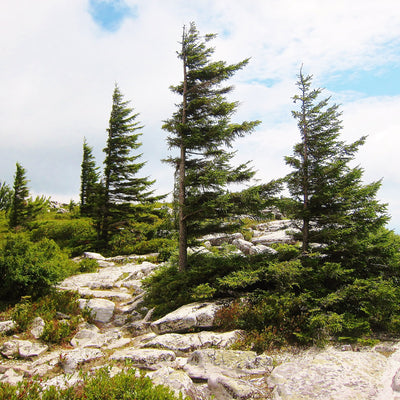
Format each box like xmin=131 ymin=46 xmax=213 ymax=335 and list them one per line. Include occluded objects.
xmin=3 ymin=249 xmax=400 ymax=399
xmin=150 ymin=301 xmax=227 ymax=334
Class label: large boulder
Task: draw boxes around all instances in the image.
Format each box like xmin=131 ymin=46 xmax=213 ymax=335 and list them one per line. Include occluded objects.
xmin=150 ymin=301 xmax=226 ymax=334
xmin=201 ymin=232 xmax=244 ymax=246
xmin=79 ymin=298 xmax=115 ymax=323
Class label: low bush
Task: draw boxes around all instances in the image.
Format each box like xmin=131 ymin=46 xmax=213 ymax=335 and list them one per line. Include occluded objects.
xmin=30 ymin=218 xmax=96 ymax=256
xmin=0 ymin=234 xmax=77 ymax=301
xmin=0 ymin=367 xmax=186 ymax=399
xmin=10 ymin=290 xmax=83 ymax=344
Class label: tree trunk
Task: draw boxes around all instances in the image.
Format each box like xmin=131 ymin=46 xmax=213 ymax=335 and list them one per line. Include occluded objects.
xmin=178 ymin=26 xmax=188 ymax=272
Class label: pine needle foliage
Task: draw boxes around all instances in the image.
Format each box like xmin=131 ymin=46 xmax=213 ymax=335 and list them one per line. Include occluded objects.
xmin=163 ymin=22 xmax=261 ymax=271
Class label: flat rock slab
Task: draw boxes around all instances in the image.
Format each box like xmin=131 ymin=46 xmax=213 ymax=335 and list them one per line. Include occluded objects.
xmin=268 ymin=346 xmax=387 ymax=400
xmin=150 ymin=301 xmax=225 ymax=334
xmin=110 ymin=347 xmax=176 ymax=367
xmin=187 ymin=349 xmax=272 ymax=374
xmin=143 ymin=330 xmax=244 ymax=354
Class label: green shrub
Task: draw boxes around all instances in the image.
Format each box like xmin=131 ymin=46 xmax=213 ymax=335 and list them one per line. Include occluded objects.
xmin=30 ymin=218 xmax=96 ymax=256
xmin=0 ymin=234 xmax=77 ymax=301
xmin=0 ymin=367 xmax=186 ymax=399
xmin=78 ymin=258 xmax=98 ymax=273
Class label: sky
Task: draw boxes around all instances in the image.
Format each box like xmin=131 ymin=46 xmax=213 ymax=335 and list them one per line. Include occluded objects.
xmin=1 ymin=0 xmax=399 ymax=233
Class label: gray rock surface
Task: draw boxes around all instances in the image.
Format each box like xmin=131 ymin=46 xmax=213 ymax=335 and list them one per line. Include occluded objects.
xmin=79 ymin=298 xmax=115 ymax=323
xmin=150 ymin=301 xmax=225 ymax=334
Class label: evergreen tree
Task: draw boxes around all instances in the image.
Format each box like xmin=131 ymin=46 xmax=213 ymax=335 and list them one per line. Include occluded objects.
xmin=101 ymin=84 xmax=157 ymax=243
xmin=285 ymin=70 xmax=388 ymax=256
xmin=0 ymin=181 xmax=12 ymax=212
xmin=9 ymin=163 xmax=29 ymax=228
xmin=163 ymin=22 xmax=261 ymax=271
xmin=80 ymin=137 xmax=100 ymax=216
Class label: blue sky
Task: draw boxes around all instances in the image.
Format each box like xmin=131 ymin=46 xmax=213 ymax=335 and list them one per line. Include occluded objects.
xmin=88 ymin=0 xmax=136 ymax=32
xmin=1 ymin=0 xmax=400 ymax=233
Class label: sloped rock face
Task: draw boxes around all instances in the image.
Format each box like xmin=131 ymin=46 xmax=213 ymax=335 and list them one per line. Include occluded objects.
xmin=268 ymin=346 xmax=389 ymax=400
xmin=3 ymin=249 xmax=400 ymax=399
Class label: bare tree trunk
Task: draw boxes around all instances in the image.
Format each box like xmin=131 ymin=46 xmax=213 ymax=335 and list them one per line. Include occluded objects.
xmin=178 ymin=26 xmax=188 ymax=271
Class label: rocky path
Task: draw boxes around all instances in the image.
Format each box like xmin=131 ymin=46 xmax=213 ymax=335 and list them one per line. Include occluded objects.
xmin=1 ymin=223 xmax=400 ymax=398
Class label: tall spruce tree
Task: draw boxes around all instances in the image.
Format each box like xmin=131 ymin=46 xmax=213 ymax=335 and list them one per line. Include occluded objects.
xmin=101 ymin=84 xmax=157 ymax=243
xmin=80 ymin=138 xmax=100 ymax=216
xmin=285 ymin=70 xmax=388 ymax=257
xmin=9 ymin=163 xmax=29 ymax=228
xmin=163 ymin=22 xmax=261 ymax=271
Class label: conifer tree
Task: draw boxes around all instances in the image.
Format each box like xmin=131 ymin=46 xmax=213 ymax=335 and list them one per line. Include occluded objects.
xmin=163 ymin=22 xmax=261 ymax=271
xmin=9 ymin=163 xmax=29 ymax=228
xmin=285 ymin=69 xmax=388 ymax=256
xmin=0 ymin=181 xmax=12 ymax=212
xmin=101 ymin=84 xmax=157 ymax=243
xmin=80 ymin=138 xmax=100 ymax=216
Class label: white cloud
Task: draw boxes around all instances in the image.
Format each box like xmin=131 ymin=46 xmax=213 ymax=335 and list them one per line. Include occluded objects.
xmin=0 ymin=0 xmax=399 ymax=231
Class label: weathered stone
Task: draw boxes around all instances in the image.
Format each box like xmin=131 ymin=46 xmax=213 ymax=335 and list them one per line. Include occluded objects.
xmin=201 ymin=232 xmax=244 ymax=246
xmin=30 ymin=317 xmax=45 ymax=339
xmin=147 ymin=366 xmax=206 ymax=399
xmin=188 ymin=349 xmax=273 ymax=371
xmin=78 ymin=288 xmax=132 ymax=301
xmin=232 ymin=238 xmax=254 ymax=255
xmin=0 ymin=320 xmax=16 ymax=334
xmin=1 ymin=341 xmax=19 ymax=358
xmin=110 ymin=347 xmax=176 ymax=367
xmin=83 ymin=252 xmax=105 ymax=260
xmin=143 ymin=330 xmax=244 ymax=355
xmin=79 ymin=298 xmax=115 ymax=323
xmin=60 ymin=348 xmax=104 ymax=374
xmin=0 ymin=368 xmax=24 ymax=385
xmin=18 ymin=340 xmax=48 ymax=358
xmin=208 ymin=374 xmax=265 ymax=400
xmin=268 ymin=346 xmax=387 ymax=400
xmin=249 ymin=244 xmax=278 ymax=255
xmin=392 ymin=368 xmax=400 ymax=392
xmin=150 ymin=301 xmax=225 ymax=334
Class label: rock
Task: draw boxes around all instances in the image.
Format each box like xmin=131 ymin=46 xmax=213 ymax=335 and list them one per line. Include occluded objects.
xmin=201 ymin=232 xmax=244 ymax=246
xmin=188 ymin=349 xmax=273 ymax=372
xmin=392 ymin=368 xmax=400 ymax=392
xmin=0 ymin=368 xmax=24 ymax=385
xmin=1 ymin=340 xmax=48 ymax=359
xmin=60 ymin=348 xmax=104 ymax=374
xmin=0 ymin=320 xmax=16 ymax=334
xmin=208 ymin=374 xmax=265 ymax=400
xmin=110 ymin=348 xmax=176 ymax=368
xmin=249 ymin=244 xmax=278 ymax=255
xmin=143 ymin=330 xmax=244 ymax=355
xmin=150 ymin=301 xmax=225 ymax=334
xmin=1 ymin=341 xmax=19 ymax=358
xmin=71 ymin=325 xmax=123 ymax=348
xmin=147 ymin=366 xmax=206 ymax=399
xmin=18 ymin=340 xmax=49 ymax=358
xmin=79 ymin=298 xmax=115 ymax=323
xmin=232 ymin=238 xmax=254 ymax=255
xmin=251 ymin=230 xmax=294 ymax=244
xmin=30 ymin=317 xmax=45 ymax=339
xmin=268 ymin=346 xmax=387 ymax=400
xmin=83 ymin=252 xmax=105 ymax=260
xmin=77 ymin=288 xmax=132 ymax=302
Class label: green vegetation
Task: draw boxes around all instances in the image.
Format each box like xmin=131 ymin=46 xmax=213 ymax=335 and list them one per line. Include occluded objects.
xmin=0 ymin=233 xmax=76 ymax=301
xmin=0 ymin=367 xmax=186 ymax=399
xmin=163 ymin=22 xmax=268 ymax=271
xmin=0 ymin=20 xmax=397 ymax=369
